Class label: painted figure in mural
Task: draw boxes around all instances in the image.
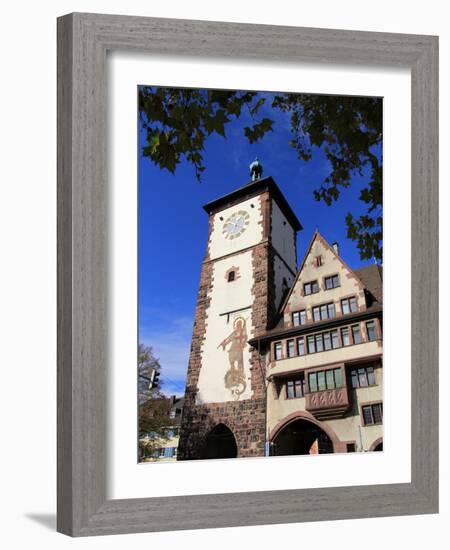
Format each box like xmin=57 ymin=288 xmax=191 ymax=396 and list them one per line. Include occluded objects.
xmin=218 ymin=317 xmax=248 ymax=400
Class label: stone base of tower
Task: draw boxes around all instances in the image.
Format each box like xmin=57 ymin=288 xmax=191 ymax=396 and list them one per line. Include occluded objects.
xmin=177 ymin=393 xmax=266 ymax=460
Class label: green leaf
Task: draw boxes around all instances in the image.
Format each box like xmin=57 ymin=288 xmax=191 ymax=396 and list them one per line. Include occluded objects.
xmin=244 ymin=118 xmax=274 ymax=144
xmin=250 ymin=97 xmax=266 ymax=115
xmin=211 ymin=109 xmax=229 ymax=137
xmin=148 ymin=133 xmax=160 ymax=154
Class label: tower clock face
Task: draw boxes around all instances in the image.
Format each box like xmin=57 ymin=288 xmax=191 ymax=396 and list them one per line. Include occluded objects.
xmin=222 ymin=210 xmax=250 ymax=239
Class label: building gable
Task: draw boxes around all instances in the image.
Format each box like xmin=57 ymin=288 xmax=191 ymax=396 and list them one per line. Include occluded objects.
xmin=282 ymin=232 xmax=367 ymax=328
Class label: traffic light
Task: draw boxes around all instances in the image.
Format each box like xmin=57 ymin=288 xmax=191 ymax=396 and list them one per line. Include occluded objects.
xmin=148 ymin=368 xmax=160 ymax=389
xmin=152 ymin=370 xmax=160 ymax=389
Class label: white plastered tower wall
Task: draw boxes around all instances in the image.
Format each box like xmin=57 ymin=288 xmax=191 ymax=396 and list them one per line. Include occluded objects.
xmin=273 ymin=255 xmax=295 ymax=311
xmin=196 ymin=193 xmax=299 ymax=404
xmin=196 ymin=250 xmax=255 ymax=403
xmin=271 ymin=200 xmax=297 ymax=271
xmin=271 ymin=199 xmax=297 ymax=311
xmin=195 ymin=194 xmax=264 ymax=405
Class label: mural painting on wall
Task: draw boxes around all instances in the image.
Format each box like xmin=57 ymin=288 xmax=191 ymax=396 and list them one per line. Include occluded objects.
xmin=218 ymin=316 xmax=248 ymax=400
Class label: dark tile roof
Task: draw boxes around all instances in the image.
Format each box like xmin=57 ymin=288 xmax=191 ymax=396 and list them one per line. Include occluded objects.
xmin=354 ymin=264 xmax=383 ymax=305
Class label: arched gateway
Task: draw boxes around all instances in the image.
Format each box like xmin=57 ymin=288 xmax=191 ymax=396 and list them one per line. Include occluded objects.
xmin=369 ymin=437 xmax=383 ymax=452
xmin=201 ymin=424 xmax=238 ymax=459
xmin=270 ymin=415 xmax=341 ymax=455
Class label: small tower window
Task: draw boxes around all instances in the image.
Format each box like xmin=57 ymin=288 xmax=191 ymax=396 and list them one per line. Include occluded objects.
xmin=225 ymin=266 xmax=240 ymax=282
xmin=315 ymin=255 xmax=323 ymax=267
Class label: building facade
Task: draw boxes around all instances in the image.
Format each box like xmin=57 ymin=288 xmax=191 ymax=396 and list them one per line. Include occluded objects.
xmin=139 ymin=395 xmax=184 ymax=462
xmin=178 ymin=170 xmax=382 ymax=459
xmin=252 ymin=232 xmax=383 ymax=455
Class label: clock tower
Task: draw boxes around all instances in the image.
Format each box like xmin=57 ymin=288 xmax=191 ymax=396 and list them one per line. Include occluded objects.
xmin=178 ymin=161 xmax=302 ymax=460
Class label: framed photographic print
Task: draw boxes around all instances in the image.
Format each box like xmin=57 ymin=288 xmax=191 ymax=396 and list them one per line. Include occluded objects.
xmin=57 ymin=13 xmax=438 ymax=536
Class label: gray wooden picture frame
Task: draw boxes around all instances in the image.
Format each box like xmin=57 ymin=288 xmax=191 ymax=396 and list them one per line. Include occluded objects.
xmin=57 ymin=12 xmax=439 ymax=537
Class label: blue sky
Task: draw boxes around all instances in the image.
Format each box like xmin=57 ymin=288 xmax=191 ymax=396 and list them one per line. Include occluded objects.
xmin=138 ymin=89 xmax=380 ymax=396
